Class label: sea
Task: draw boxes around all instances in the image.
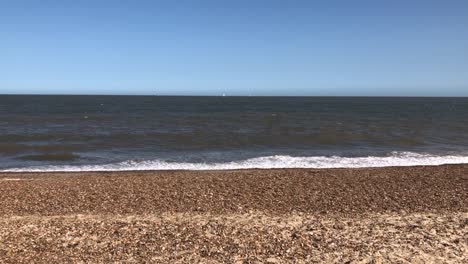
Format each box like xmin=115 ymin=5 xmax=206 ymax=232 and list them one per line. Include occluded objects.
xmin=1 ymin=95 xmax=468 ymax=172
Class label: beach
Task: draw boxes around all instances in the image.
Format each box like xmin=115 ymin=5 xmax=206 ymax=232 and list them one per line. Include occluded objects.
xmin=3 ymin=0 xmax=468 ymax=261
xmin=0 ymin=165 xmax=467 ymax=263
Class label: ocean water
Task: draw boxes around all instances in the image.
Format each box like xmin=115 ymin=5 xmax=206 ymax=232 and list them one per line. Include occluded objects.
xmin=1 ymin=95 xmax=468 ymax=171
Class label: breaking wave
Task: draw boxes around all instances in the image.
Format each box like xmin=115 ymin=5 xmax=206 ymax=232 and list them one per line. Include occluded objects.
xmin=3 ymin=152 xmax=468 ymax=172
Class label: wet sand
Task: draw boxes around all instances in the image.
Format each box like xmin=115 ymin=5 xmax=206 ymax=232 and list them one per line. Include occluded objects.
xmin=0 ymin=165 xmax=467 ymax=263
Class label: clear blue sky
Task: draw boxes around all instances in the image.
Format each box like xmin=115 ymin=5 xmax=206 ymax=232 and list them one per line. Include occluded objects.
xmin=1 ymin=0 xmax=468 ymax=96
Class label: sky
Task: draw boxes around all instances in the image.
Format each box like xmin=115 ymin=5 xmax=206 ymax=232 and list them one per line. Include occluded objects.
xmin=1 ymin=0 xmax=468 ymax=96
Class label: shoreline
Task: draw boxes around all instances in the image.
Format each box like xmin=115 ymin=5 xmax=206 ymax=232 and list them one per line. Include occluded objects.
xmin=4 ymin=152 xmax=468 ymax=172
xmin=2 ymin=161 xmax=468 ymax=173
xmin=1 ymin=164 xmax=467 ymax=262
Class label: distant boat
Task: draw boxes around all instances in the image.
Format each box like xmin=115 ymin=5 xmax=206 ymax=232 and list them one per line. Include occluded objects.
xmin=222 ymin=93 xmax=226 ymax=97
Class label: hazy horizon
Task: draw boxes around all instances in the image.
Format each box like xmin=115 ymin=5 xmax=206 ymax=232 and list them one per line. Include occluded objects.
xmin=1 ymin=92 xmax=468 ymax=97
xmin=1 ymin=91 xmax=468 ymax=97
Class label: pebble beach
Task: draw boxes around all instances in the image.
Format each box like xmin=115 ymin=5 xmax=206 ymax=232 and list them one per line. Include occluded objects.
xmin=0 ymin=165 xmax=467 ymax=263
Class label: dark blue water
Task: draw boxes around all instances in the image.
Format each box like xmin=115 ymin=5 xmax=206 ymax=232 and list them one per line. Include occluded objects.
xmin=1 ymin=95 xmax=468 ymax=171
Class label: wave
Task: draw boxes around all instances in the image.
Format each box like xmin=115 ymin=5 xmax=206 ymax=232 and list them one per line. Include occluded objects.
xmin=3 ymin=152 xmax=468 ymax=172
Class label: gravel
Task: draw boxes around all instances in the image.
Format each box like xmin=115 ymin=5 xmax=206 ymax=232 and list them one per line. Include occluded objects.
xmin=0 ymin=165 xmax=467 ymax=263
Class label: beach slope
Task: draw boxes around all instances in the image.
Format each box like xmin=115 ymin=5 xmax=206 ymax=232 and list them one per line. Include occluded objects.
xmin=0 ymin=165 xmax=467 ymax=263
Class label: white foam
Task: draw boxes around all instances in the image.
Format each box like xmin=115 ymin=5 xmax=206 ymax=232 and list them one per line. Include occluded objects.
xmin=3 ymin=152 xmax=468 ymax=172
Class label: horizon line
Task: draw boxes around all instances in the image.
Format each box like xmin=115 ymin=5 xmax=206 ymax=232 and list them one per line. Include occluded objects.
xmin=1 ymin=94 xmax=468 ymax=98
